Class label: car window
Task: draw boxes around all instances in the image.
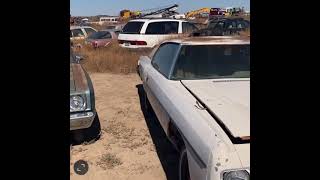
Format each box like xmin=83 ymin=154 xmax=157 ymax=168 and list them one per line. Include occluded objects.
xmin=88 ymin=31 xmax=111 ymax=39
xmin=208 ymin=21 xmax=218 ymax=29
xmin=146 ymin=22 xmax=179 ymax=34
xmin=114 ymin=31 xmax=120 ymax=36
xmin=151 ymin=43 xmax=180 ymax=78
xmin=182 ymin=22 xmax=198 ymax=33
xmin=84 ymin=28 xmax=96 ymax=36
xmin=171 ymin=45 xmax=250 ymax=80
xmin=71 ymin=29 xmax=85 ymax=37
xmin=101 ymin=32 xmax=112 ymax=39
xmin=122 ymin=21 xmax=144 ymax=34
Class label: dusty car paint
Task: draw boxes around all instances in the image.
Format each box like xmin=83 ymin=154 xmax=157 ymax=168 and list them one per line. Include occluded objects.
xmin=70 ymin=51 xmax=97 ymax=131
xmin=138 ymin=36 xmax=250 ymax=179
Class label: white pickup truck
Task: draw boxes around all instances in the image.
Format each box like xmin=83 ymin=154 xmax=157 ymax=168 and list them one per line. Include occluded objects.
xmin=138 ymin=36 xmax=250 ymax=180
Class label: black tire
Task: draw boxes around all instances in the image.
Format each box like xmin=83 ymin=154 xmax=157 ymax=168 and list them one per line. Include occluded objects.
xmin=71 ymin=114 xmax=101 ymax=145
xmin=179 ymin=146 xmax=191 ymax=180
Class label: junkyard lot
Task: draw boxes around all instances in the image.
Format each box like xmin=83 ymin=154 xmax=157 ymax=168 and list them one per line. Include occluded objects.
xmin=70 ymin=73 xmax=179 ymax=180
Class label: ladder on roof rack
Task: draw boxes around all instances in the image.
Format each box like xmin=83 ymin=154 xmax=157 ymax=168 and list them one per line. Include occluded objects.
xmin=138 ymin=4 xmax=179 ymax=18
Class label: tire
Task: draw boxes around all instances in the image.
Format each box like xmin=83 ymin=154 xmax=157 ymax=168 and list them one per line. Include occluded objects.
xmin=179 ymin=146 xmax=191 ymax=180
xmin=72 ymin=113 xmax=101 ymax=145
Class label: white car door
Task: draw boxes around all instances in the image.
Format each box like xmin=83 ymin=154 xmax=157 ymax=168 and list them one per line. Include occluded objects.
xmin=144 ymin=21 xmax=180 ymax=47
xmin=144 ymin=43 xmax=180 ymax=135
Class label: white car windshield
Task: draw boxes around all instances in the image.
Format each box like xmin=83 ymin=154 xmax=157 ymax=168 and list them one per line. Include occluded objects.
xmin=171 ymin=44 xmax=250 ymax=80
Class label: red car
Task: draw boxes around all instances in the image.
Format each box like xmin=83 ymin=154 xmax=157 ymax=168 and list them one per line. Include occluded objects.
xmin=85 ymin=30 xmax=119 ymax=48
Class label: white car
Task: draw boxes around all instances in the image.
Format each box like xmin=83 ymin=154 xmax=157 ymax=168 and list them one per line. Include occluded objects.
xmin=70 ymin=26 xmax=97 ymax=41
xmin=138 ymin=36 xmax=250 ymax=180
xmin=118 ymin=18 xmax=198 ymax=48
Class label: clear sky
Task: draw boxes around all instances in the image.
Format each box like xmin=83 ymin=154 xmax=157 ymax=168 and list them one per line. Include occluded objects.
xmin=70 ymin=0 xmax=250 ymax=16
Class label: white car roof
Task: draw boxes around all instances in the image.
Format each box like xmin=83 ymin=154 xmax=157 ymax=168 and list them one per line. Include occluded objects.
xmin=129 ymin=18 xmax=187 ymax=23
xmin=165 ymin=36 xmax=250 ymax=45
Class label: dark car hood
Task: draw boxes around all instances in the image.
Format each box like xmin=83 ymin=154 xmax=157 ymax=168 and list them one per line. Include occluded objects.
xmin=70 ymin=63 xmax=88 ymax=93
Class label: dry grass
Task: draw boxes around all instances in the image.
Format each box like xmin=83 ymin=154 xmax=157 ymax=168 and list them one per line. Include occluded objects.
xmin=77 ymin=41 xmax=152 ymax=73
xmin=96 ymin=153 xmax=122 ymax=169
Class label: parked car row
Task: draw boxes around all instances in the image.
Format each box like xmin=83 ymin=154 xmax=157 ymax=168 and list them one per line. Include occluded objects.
xmin=71 ymin=17 xmax=249 ymax=50
xmin=70 ymin=25 xmax=120 ymax=48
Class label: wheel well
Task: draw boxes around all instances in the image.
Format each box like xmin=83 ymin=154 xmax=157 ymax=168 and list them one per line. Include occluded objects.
xmin=168 ymin=121 xmax=185 ymax=152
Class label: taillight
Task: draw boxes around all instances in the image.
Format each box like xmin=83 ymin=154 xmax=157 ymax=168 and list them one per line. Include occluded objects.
xmin=92 ymin=41 xmax=98 ymax=48
xmin=118 ymin=40 xmax=147 ymax=45
xmin=134 ymin=41 xmax=147 ymax=45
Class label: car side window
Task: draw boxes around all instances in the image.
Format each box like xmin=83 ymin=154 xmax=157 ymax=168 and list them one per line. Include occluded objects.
xmin=152 ymin=43 xmax=180 ymax=78
xmin=146 ymin=22 xmax=179 ymax=34
xmin=101 ymin=32 xmax=112 ymax=38
xmin=183 ymin=22 xmax=198 ymax=33
xmin=84 ymin=28 xmax=96 ymax=36
xmin=71 ymin=29 xmax=84 ymax=37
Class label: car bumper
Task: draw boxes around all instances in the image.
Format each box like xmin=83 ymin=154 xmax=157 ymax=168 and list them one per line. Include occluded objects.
xmin=119 ymin=44 xmax=152 ymax=49
xmin=70 ymin=111 xmax=96 ymax=130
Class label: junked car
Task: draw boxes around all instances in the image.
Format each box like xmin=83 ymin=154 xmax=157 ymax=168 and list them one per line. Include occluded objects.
xmin=138 ymin=36 xmax=250 ymax=180
xmin=85 ymin=30 xmax=119 ymax=48
xmin=70 ymin=48 xmax=101 ymax=144
xmin=70 ymin=26 xmax=97 ymax=41
xmin=118 ymin=18 xmax=198 ymax=48
xmin=192 ymin=18 xmax=250 ymax=36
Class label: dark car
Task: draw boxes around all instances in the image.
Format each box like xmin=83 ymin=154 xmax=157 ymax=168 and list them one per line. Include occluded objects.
xmin=192 ymin=18 xmax=250 ymax=36
xmin=70 ymin=48 xmax=101 ymax=144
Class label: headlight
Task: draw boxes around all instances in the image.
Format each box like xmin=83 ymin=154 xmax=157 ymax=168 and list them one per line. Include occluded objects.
xmin=70 ymin=95 xmax=86 ymax=112
xmin=223 ymin=170 xmax=249 ymax=180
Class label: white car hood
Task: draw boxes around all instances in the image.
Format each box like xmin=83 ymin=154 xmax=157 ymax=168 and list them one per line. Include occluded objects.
xmin=181 ymin=79 xmax=250 ymax=138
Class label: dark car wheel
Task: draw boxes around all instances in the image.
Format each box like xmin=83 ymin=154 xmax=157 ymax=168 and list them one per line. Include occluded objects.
xmin=179 ymin=146 xmax=191 ymax=180
xmin=71 ymin=114 xmax=101 ymax=145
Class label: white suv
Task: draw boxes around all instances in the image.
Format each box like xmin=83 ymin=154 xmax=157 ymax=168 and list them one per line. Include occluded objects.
xmin=118 ymin=19 xmax=198 ymax=48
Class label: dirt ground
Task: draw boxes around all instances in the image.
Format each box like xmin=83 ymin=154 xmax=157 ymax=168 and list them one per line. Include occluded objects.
xmin=70 ymin=73 xmax=179 ymax=180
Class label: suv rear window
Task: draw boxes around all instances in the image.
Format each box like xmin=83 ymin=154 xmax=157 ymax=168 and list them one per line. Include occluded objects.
xmin=145 ymin=21 xmax=179 ymax=34
xmin=122 ymin=21 xmax=144 ymax=34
